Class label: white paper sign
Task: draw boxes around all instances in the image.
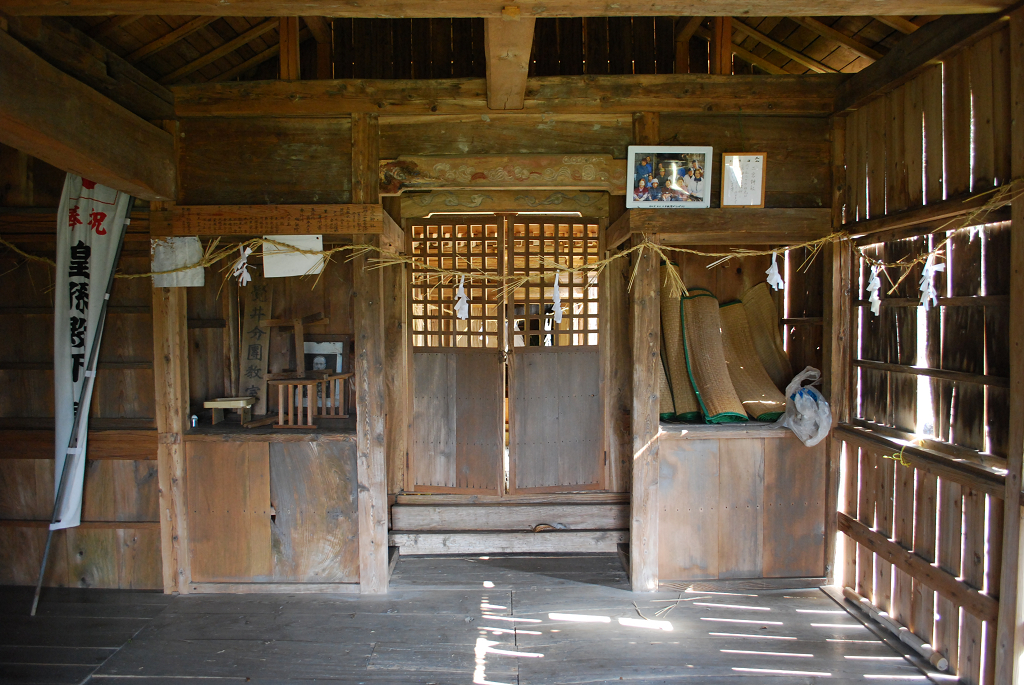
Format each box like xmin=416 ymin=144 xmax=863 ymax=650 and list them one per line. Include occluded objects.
xmin=263 ymin=234 xmax=325 ymax=278
xmin=151 ymin=237 xmax=205 ymax=287
xmin=721 ymin=153 xmax=766 ymax=207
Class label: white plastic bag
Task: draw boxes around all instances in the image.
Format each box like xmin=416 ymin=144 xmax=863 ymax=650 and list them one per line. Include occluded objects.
xmin=777 ymin=367 xmax=832 ymax=447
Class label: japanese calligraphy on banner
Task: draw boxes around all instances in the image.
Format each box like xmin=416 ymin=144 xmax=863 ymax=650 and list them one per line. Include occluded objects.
xmin=240 ymin=274 xmax=272 ymax=415
xmin=53 ymin=175 xmax=130 ymax=530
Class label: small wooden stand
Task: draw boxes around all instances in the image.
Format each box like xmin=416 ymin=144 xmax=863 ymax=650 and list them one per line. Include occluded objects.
xmin=203 ymin=396 xmax=255 ymax=424
xmin=269 ymin=373 xmax=354 ymax=428
xmin=260 ymin=312 xmax=329 ymax=381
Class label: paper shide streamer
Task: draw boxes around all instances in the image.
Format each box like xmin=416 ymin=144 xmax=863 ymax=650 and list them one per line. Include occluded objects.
xmin=866 ymin=265 xmax=882 ymax=316
xmin=552 ymin=272 xmax=563 ymax=324
xmin=232 ymin=246 xmax=253 ymax=286
xmin=765 ymin=253 xmax=785 ymax=291
xmin=454 ymin=275 xmax=469 ymax=320
xmin=918 ymin=254 xmax=945 ymax=311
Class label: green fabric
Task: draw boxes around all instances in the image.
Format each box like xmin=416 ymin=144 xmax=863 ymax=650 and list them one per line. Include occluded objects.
xmin=680 ymin=288 xmax=748 ymax=425
xmin=755 ymin=411 xmax=784 ymax=422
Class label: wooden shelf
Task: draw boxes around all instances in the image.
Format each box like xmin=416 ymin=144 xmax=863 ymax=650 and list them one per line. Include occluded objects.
xmin=659 ymin=422 xmax=795 ymax=440
xmin=607 ymin=207 xmax=831 ymax=250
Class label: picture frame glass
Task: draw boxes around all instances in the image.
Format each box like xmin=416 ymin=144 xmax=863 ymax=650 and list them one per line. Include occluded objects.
xmin=627 ymin=145 xmax=713 ymax=209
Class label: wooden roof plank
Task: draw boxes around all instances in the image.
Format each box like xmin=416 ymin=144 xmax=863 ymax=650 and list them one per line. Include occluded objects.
xmin=0 ymin=1 xmax=1012 ymax=18
xmin=791 ymin=16 xmax=885 ymax=60
xmin=89 ymin=14 xmax=143 ymax=39
xmin=126 ymin=15 xmax=216 ymax=62
xmin=159 ymin=17 xmax=279 ymax=84
xmin=874 ymin=15 xmax=925 ymax=33
xmin=732 ymin=19 xmax=839 ymax=72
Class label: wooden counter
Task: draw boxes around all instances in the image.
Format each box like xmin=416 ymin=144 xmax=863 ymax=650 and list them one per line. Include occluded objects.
xmin=658 ymin=423 xmax=826 ymax=583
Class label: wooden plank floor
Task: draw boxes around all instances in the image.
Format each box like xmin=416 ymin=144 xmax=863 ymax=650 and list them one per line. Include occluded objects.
xmin=2 ymin=555 xmax=931 ymax=684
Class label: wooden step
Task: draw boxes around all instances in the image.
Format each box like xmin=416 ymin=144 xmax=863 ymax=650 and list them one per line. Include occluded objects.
xmin=389 ymin=530 xmax=629 ymax=555
xmin=395 ymin=492 xmax=628 ymax=505
xmin=391 ymin=503 xmax=628 ymax=532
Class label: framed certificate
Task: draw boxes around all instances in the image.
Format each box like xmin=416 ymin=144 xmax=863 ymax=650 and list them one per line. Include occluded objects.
xmin=721 ymin=153 xmax=766 ymax=208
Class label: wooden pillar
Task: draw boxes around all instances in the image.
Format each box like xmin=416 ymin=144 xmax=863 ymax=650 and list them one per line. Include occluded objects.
xmin=629 ymin=235 xmax=660 ymax=592
xmin=279 ymin=17 xmax=301 ymax=80
xmin=996 ymin=7 xmax=1024 ymax=682
xmin=351 ymin=110 xmax=388 ymax=593
xmin=628 ymin=109 xmax=661 ymax=591
xmin=710 ymin=17 xmax=732 ymax=75
xmin=153 ymin=284 xmax=190 ymax=594
xmin=822 ymin=115 xmax=851 ymax=584
xmin=484 ymin=13 xmax=536 ymax=110
xmin=384 ymin=260 xmax=410 ymax=496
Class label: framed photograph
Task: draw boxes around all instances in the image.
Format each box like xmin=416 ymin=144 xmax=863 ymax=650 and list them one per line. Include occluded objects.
xmin=303 ymin=341 xmax=345 ymax=374
xmin=721 ymin=152 xmax=767 ymax=208
xmin=627 ymin=145 xmax=713 ymax=209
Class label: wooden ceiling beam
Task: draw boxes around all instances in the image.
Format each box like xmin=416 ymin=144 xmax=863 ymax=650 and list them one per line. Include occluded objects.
xmin=790 ymin=16 xmax=885 ymax=61
xmin=125 ymin=15 xmax=215 ymax=62
xmin=835 ymin=2 xmax=1021 ymax=111
xmin=172 ymin=73 xmax=841 ymax=116
xmin=89 ymin=14 xmax=142 ymax=38
xmin=731 ymin=20 xmax=839 ymax=72
xmin=3 ymin=14 xmax=174 ymax=120
xmin=0 ymin=1 xmax=1010 ymax=17
xmin=159 ymin=17 xmax=278 ymax=84
xmin=484 ymin=11 xmax=536 ymax=109
xmin=0 ymin=28 xmax=175 ymax=200
xmin=874 ymin=15 xmax=924 ymax=33
xmin=207 ymin=28 xmax=311 ymax=82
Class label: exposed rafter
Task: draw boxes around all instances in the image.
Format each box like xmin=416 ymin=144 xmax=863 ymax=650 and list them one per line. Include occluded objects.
xmin=159 ymin=17 xmax=278 ymax=84
xmin=694 ymin=25 xmax=789 ymax=74
xmin=126 ymin=16 xmax=215 ymax=62
xmin=0 ymin=1 xmax=1010 ymax=17
xmin=874 ymin=15 xmax=925 ymax=33
xmin=732 ymin=20 xmax=839 ymax=73
xmin=790 ymin=16 xmax=885 ymax=61
xmin=208 ymin=28 xmax=311 ymax=82
xmin=89 ymin=14 xmax=143 ymax=39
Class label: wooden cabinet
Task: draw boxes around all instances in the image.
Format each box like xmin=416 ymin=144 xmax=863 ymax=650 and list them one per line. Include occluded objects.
xmin=657 ymin=424 xmax=826 ymax=582
xmin=185 ymin=437 xmax=359 ymax=587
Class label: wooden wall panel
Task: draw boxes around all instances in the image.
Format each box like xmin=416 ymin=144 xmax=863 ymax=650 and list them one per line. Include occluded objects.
xmin=179 ymin=117 xmax=353 ymax=205
xmin=0 ymin=459 xmax=52 ymax=519
xmin=410 ymin=352 xmax=455 ymax=489
xmin=717 ymin=438 xmax=764 ymax=579
xmin=454 ymin=353 xmax=503 ymax=492
xmin=380 ymin=114 xmax=631 ymax=158
xmin=659 ymin=438 xmax=719 ymax=581
xmin=186 ymin=441 xmax=272 ymax=583
xmin=269 ymin=440 xmax=358 ymax=583
xmin=762 ymin=438 xmax=826 ymax=578
xmin=81 ymin=460 xmax=159 ymax=522
xmin=659 ymin=115 xmax=831 ymax=209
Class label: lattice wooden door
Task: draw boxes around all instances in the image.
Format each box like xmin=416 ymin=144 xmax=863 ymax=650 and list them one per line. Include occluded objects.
xmin=407 ymin=216 xmax=505 ymax=494
xmin=506 ymin=217 xmax=605 ymax=493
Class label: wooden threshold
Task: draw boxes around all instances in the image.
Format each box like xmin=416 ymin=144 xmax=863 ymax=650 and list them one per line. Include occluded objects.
xmin=395 ymin=492 xmax=629 ymax=505
xmin=188 ymin=582 xmax=361 ymax=594
xmin=661 ymin=577 xmax=828 ymax=591
xmin=389 ymin=530 xmax=628 ymax=555
xmin=392 ymin=502 xmax=629 ymax=532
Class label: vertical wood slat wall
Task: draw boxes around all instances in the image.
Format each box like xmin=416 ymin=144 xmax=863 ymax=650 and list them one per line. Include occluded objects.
xmin=838 ymin=26 xmax=1014 ymax=685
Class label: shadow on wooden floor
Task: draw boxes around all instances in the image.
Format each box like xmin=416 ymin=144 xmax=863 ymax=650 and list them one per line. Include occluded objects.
xmin=1 ymin=556 xmax=931 ymax=684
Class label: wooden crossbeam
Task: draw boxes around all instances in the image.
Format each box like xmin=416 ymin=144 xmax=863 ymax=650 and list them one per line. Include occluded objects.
xmin=126 ymin=16 xmax=215 ymax=62
xmin=0 ymin=1 xmax=1009 ymax=17
xmin=0 ymin=28 xmax=175 ymax=201
xmin=89 ymin=14 xmax=142 ymax=38
xmin=790 ymin=16 xmax=885 ymax=61
xmin=173 ymin=73 xmax=842 ymax=117
xmin=149 ymin=204 xmax=385 ymax=236
xmin=874 ymin=15 xmax=924 ymax=33
xmin=159 ymin=17 xmax=279 ymax=84
xmin=731 ymin=20 xmax=839 ymax=73
xmin=484 ymin=13 xmax=536 ymax=109
xmin=4 ymin=15 xmax=174 ymax=120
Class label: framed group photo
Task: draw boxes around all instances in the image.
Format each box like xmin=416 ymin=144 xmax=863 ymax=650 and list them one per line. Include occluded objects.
xmin=627 ymin=145 xmax=713 ymax=209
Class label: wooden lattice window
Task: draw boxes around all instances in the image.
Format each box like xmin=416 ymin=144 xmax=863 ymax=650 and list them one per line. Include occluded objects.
xmin=409 ymin=218 xmax=503 ymax=349
xmin=508 ymin=220 xmax=600 ymax=348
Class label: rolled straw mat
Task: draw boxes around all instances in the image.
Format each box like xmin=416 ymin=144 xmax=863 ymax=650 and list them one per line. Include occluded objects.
xmin=719 ymin=301 xmax=787 ymax=421
xmin=660 ymin=264 xmax=700 ymax=421
xmin=681 ymin=289 xmax=747 ymax=424
xmin=740 ymin=282 xmax=793 ymax=390
xmin=659 ymin=350 xmax=675 ymax=420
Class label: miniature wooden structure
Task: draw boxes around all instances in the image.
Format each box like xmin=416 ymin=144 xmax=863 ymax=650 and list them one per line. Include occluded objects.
xmin=1 ymin=5 xmax=1023 ymax=682
xmin=203 ymin=396 xmax=255 ymax=425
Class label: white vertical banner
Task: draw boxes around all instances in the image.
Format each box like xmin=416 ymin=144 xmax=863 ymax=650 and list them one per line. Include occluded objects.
xmin=52 ymin=175 xmax=130 ymax=530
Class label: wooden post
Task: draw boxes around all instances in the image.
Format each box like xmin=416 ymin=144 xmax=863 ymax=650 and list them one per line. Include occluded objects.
xmin=823 ymin=115 xmax=851 ymax=584
xmin=351 ymin=108 xmax=388 ymax=593
xmin=710 ymin=17 xmax=732 ymax=75
xmin=153 ymin=285 xmax=191 ymax=594
xmin=279 ymin=17 xmax=301 ymax=81
xmin=629 ymin=234 xmax=660 ymax=592
xmin=996 ymin=7 xmax=1024 ymax=682
xmin=484 ymin=13 xmax=536 ymax=110
xmin=384 ymin=261 xmax=410 ymax=497
xmin=630 ymin=112 xmax=661 ymax=591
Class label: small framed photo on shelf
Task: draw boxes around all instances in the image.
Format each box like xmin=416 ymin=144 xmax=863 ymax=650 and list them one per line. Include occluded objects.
xmin=627 ymin=145 xmax=713 ymax=209
xmin=721 ymin=152 xmax=767 ymax=208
